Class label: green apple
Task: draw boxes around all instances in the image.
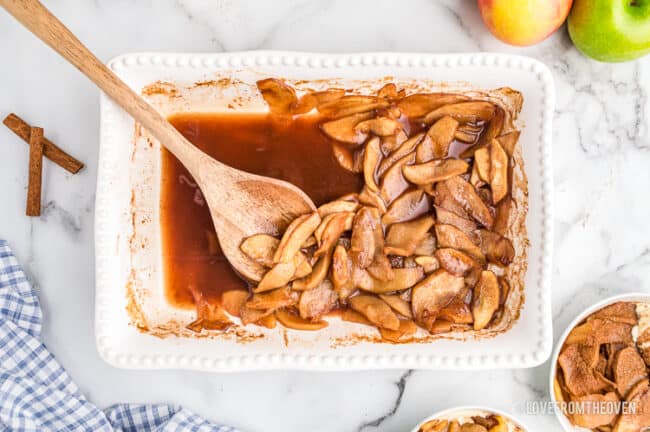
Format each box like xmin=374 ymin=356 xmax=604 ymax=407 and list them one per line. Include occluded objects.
xmin=568 ymin=0 xmax=650 ymax=62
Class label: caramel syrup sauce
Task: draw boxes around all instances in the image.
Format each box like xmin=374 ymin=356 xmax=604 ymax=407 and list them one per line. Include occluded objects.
xmin=161 ymin=113 xmax=363 ymax=309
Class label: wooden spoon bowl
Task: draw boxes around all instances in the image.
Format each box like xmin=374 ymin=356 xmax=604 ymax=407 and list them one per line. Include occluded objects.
xmin=198 ymin=155 xmax=315 ymax=281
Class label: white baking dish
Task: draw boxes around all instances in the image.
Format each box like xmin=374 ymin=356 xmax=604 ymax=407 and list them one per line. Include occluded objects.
xmin=95 ymin=52 xmax=554 ymax=371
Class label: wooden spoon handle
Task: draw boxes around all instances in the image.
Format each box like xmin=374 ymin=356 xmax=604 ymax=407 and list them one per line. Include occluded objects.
xmin=0 ymin=0 xmax=204 ymax=170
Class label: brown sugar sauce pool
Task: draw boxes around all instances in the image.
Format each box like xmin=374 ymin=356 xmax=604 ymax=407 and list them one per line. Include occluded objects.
xmin=161 ymin=113 xmax=364 ymax=309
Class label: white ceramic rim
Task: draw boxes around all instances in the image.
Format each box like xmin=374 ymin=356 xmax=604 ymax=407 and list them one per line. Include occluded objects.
xmin=95 ymin=51 xmax=555 ymax=371
xmin=409 ymin=405 xmax=531 ymax=431
xmin=549 ymin=292 xmax=650 ymax=431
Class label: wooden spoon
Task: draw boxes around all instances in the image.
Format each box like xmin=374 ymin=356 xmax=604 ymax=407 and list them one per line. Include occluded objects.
xmin=0 ymin=0 xmax=316 ymax=282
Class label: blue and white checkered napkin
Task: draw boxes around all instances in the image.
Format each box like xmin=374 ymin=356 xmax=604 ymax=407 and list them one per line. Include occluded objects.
xmin=0 ymin=239 xmax=239 ymax=432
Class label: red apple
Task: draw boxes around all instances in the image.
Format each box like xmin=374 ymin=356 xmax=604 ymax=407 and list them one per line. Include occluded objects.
xmin=478 ymin=0 xmax=573 ymax=46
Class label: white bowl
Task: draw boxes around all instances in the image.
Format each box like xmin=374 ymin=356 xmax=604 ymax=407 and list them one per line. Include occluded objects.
xmin=95 ymin=51 xmax=554 ymax=371
xmin=549 ymin=292 xmax=650 ymax=431
xmin=410 ymin=406 xmax=530 ymax=431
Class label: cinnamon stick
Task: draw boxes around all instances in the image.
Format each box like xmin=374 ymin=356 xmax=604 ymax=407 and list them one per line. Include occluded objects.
xmin=26 ymin=127 xmax=44 ymax=216
xmin=3 ymin=113 xmax=84 ymax=174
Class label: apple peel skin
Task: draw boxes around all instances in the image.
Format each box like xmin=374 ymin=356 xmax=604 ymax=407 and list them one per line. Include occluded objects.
xmin=478 ymin=0 xmax=573 ymax=47
xmin=568 ymin=0 xmax=650 ymax=62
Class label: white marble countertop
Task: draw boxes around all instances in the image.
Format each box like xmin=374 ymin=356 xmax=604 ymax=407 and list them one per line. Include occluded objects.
xmin=1 ymin=1 xmax=649 ymax=431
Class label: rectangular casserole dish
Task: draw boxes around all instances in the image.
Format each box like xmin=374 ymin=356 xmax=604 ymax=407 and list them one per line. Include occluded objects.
xmin=95 ymin=52 xmax=554 ymax=371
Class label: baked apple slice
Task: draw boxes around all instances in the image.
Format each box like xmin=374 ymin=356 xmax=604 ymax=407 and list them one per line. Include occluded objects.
xmin=472 ymin=270 xmax=500 ymax=330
